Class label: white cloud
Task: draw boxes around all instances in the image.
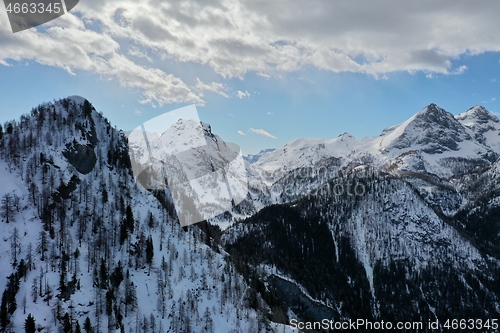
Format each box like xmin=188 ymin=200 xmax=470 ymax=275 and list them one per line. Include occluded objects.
xmin=451 ymin=65 xmax=468 ymax=75
xmin=267 ymin=112 xmax=274 ymax=115
xmin=481 ymin=97 xmax=497 ymax=104
xmin=0 ymin=13 xmax=203 ymax=106
xmin=195 ymin=78 xmax=229 ymax=98
xmin=2 ymin=0 xmax=500 ymax=105
xmin=128 ymin=46 xmax=153 ymax=63
xmin=236 ymin=90 xmax=250 ymax=99
xmin=237 ymin=130 xmax=246 ymax=136
xmin=250 ymin=128 xmax=277 ymax=139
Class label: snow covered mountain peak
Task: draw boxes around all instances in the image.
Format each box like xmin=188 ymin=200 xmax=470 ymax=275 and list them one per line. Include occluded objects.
xmin=413 ymin=103 xmax=459 ymax=126
xmin=456 ymin=105 xmax=500 ymax=153
xmin=163 ymin=118 xmax=203 ymax=134
xmin=65 ymin=95 xmax=88 ymax=105
xmin=456 ymin=105 xmax=499 ymax=124
xmin=377 ymin=103 xmax=473 ymax=154
xmin=150 ymin=119 xmax=216 ymax=148
xmin=255 ymin=103 xmax=500 ymax=185
xmin=338 ymin=132 xmax=355 ymax=140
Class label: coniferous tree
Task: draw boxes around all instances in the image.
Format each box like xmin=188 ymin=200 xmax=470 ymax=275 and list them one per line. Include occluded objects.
xmin=146 ymin=237 xmax=154 ymax=265
xmin=119 ymin=205 xmax=135 ymax=245
xmin=38 ymin=231 xmax=48 ymax=261
xmin=124 ymin=274 xmax=137 ymax=317
xmin=1 ymin=193 xmax=15 ymax=223
xmin=59 ymin=261 xmax=70 ymax=301
xmin=150 ymin=313 xmax=155 ymax=333
xmin=148 ymin=212 xmax=155 ymax=229
xmin=24 ymin=313 xmax=36 ymax=333
xmin=125 ymin=205 xmax=134 ymax=234
xmin=105 ymin=290 xmax=113 ymax=316
xmin=119 ymin=221 xmax=127 ymax=246
xmin=74 ymin=321 xmax=82 ymax=333
xmin=62 ymin=313 xmax=71 ymax=333
xmin=203 ymin=307 xmax=214 ymax=333
xmin=83 ymin=100 xmax=93 ymax=118
xmin=6 ymin=122 xmax=13 ymax=135
xmin=110 ymin=261 xmax=124 ymax=288
xmin=1 ymin=273 xmax=20 ymax=330
xmin=18 ymin=259 xmax=27 ymax=281
xmin=83 ymin=316 xmax=93 ymax=333
xmin=31 ymin=278 xmax=38 ymax=303
xmin=11 ymin=227 xmax=20 ymax=266
xmin=102 ymin=187 xmax=108 ymax=204
xmin=26 ymin=243 xmax=34 ymax=271
xmin=99 ymin=258 xmax=108 ymax=289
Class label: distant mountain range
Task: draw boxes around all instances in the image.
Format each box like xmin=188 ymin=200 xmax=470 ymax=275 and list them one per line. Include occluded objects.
xmin=243 ymin=148 xmax=276 ymax=164
xmin=254 ymin=104 xmax=500 ymax=181
xmin=1 ymin=98 xmax=500 ymax=332
xmin=228 ymin=103 xmax=500 ymax=330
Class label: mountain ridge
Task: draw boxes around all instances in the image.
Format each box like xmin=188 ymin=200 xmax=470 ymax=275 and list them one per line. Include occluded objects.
xmin=255 ymin=103 xmax=499 ymax=183
xmin=2 ymin=96 xmax=500 ymax=332
xmin=0 ymin=96 xmax=289 ymax=333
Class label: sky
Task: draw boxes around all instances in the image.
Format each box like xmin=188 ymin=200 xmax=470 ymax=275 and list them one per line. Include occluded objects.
xmin=1 ymin=1 xmax=500 ymax=154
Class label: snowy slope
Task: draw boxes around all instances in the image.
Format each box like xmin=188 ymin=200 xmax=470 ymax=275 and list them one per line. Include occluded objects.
xmin=0 ymin=97 xmax=293 ymax=333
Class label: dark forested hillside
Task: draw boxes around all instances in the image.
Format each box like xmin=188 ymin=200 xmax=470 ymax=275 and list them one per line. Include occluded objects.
xmin=224 ymin=169 xmax=500 ymax=331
